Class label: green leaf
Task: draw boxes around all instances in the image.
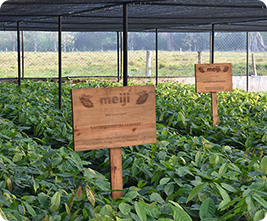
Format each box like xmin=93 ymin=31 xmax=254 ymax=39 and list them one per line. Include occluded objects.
xmin=261 ymin=156 xmax=267 ymax=175
xmin=221 ymin=183 xmax=237 ymax=193
xmin=253 ymin=193 xmax=267 ymax=209
xmin=199 ymin=198 xmax=216 ymax=220
xmin=23 ymin=202 xmax=37 ymax=217
xmin=51 ymin=191 xmax=62 ymax=211
xmin=38 ymin=192 xmax=48 ymax=209
xmin=70 ymin=208 xmax=81 ymax=221
xmin=187 ymin=182 xmax=207 ymax=203
xmin=150 ymin=193 xmax=165 ymax=204
xmin=170 ymin=205 xmax=192 ymax=221
xmin=65 ymin=203 xmax=71 ymax=217
xmin=0 ymin=207 xmax=8 ymax=220
xmin=218 ymin=163 xmax=228 ymax=176
xmin=215 ymin=184 xmax=231 ymax=210
xmin=119 ymin=202 xmax=131 ymax=215
xmin=160 ymin=177 xmax=170 ymax=185
xmin=135 ymin=201 xmax=147 ymax=221
xmin=253 ymin=209 xmax=266 ymax=221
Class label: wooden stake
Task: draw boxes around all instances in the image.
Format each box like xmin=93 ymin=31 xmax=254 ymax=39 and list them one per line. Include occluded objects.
xmin=110 ymin=147 xmax=123 ymax=199
xmin=211 ymin=92 xmax=219 ymax=126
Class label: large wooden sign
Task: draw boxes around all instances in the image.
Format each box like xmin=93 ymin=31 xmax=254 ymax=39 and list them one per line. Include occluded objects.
xmin=71 ymin=85 xmax=156 ymax=151
xmin=195 ymin=63 xmax=232 ymax=93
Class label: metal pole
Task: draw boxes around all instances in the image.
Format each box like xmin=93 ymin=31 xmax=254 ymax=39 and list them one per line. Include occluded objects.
xmin=211 ymin=24 xmax=215 ymax=63
xmin=58 ymin=16 xmax=62 ymax=109
xmin=155 ymin=28 xmax=158 ymax=86
xmin=246 ymin=32 xmax=249 ymax=92
xmin=17 ymin=21 xmax=21 ymax=87
xmin=117 ymin=31 xmax=120 ymax=82
xmin=120 ymin=32 xmax=123 ymax=80
xmin=21 ymin=31 xmax=25 ymax=80
xmin=123 ymin=3 xmax=128 ymax=86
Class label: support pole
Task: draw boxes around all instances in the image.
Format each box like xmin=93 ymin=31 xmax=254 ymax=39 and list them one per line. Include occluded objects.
xmin=21 ymin=31 xmax=25 ymax=80
xmin=120 ymin=32 xmax=123 ymax=80
xmin=117 ymin=31 xmax=120 ymax=82
xmin=110 ymin=4 xmax=128 ymax=200
xmin=246 ymin=32 xmax=249 ymax=92
xmin=210 ymin=24 xmax=218 ymax=126
xmin=123 ymin=3 xmax=128 ymax=86
xmin=17 ymin=21 xmax=21 ymax=87
xmin=155 ymin=28 xmax=158 ymax=86
xmin=210 ymin=24 xmax=215 ymax=64
xmin=58 ymin=16 xmax=62 ymax=109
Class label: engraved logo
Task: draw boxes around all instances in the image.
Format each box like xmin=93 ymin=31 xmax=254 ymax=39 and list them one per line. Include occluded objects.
xmin=223 ymin=66 xmax=229 ymax=72
xmin=198 ymin=67 xmax=205 ymax=73
xmin=80 ymin=95 xmax=94 ymax=108
xmin=136 ymin=91 xmax=149 ymax=104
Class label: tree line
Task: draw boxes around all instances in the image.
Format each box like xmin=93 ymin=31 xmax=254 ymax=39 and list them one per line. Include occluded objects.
xmin=0 ymin=31 xmax=266 ymax=52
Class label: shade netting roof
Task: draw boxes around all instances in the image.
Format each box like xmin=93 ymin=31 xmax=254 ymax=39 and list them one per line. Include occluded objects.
xmin=0 ymin=0 xmax=267 ymax=32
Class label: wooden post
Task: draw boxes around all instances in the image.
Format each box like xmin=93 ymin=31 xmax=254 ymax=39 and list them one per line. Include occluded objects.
xmin=110 ymin=148 xmax=123 ymax=198
xmin=211 ymin=92 xmax=219 ymax=126
xmin=252 ymin=53 xmax=257 ymax=76
xmin=146 ymin=50 xmax=152 ymax=76
xmin=198 ymin=51 xmax=202 ymax=64
xmin=210 ymin=24 xmax=219 ymax=126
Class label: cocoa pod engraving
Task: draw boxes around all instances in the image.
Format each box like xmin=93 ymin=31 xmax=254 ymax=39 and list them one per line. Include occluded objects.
xmin=136 ymin=91 xmax=149 ymax=104
xmin=80 ymin=95 xmax=94 ymax=108
xmin=198 ymin=67 xmax=205 ymax=73
xmin=223 ymin=67 xmax=229 ymax=72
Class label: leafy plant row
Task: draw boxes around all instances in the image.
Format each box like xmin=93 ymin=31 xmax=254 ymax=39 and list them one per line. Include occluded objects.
xmin=0 ymin=80 xmax=267 ymax=220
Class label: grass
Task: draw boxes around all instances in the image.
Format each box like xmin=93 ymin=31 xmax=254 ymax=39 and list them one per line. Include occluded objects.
xmin=0 ymin=51 xmax=267 ymax=78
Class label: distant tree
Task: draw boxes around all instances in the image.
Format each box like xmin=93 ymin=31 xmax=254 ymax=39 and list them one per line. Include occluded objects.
xmin=249 ymin=32 xmax=267 ymax=52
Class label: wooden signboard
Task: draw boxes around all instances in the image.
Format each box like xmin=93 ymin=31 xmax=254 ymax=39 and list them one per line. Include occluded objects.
xmin=71 ymin=85 xmax=157 ymax=151
xmin=72 ymin=85 xmax=156 ymax=199
xmin=195 ymin=63 xmax=232 ymax=93
xmin=195 ymin=63 xmax=233 ymax=127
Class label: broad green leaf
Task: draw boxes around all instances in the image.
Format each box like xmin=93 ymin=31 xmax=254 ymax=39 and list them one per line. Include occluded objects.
xmin=253 ymin=209 xmax=266 ymax=221
xmin=164 ymin=183 xmax=174 ymax=195
xmin=150 ymin=193 xmax=165 ymax=204
xmin=124 ymin=191 xmax=139 ymax=200
xmin=51 ymin=191 xmax=62 ymax=211
xmin=70 ymin=209 xmax=81 ymax=221
xmin=65 ymin=203 xmax=71 ymax=217
xmin=99 ymin=205 xmax=113 ymax=217
xmin=215 ymin=184 xmax=231 ymax=210
xmin=218 ymin=163 xmax=228 ymax=176
xmin=160 ymin=177 xmax=170 ymax=185
xmin=135 ymin=201 xmax=147 ymax=221
xmin=0 ymin=207 xmax=8 ymax=220
xmin=170 ymin=205 xmax=192 ymax=221
xmin=199 ymin=198 xmax=216 ymax=220
xmin=261 ymin=156 xmax=267 ymax=175
xmin=38 ymin=192 xmax=48 ymax=209
xmin=195 ymin=151 xmax=202 ymax=167
xmin=253 ymin=193 xmax=267 ymax=209
xmin=221 ymin=183 xmax=237 ymax=193
xmin=23 ymin=202 xmax=37 ymax=217
xmin=187 ymin=182 xmax=207 ymax=203
xmin=262 ymin=133 xmax=267 ymax=144
xmin=119 ymin=202 xmax=131 ymax=215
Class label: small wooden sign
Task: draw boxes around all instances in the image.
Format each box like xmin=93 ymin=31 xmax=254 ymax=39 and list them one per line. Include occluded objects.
xmin=195 ymin=63 xmax=232 ymax=93
xmin=71 ymin=85 xmax=157 ymax=151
